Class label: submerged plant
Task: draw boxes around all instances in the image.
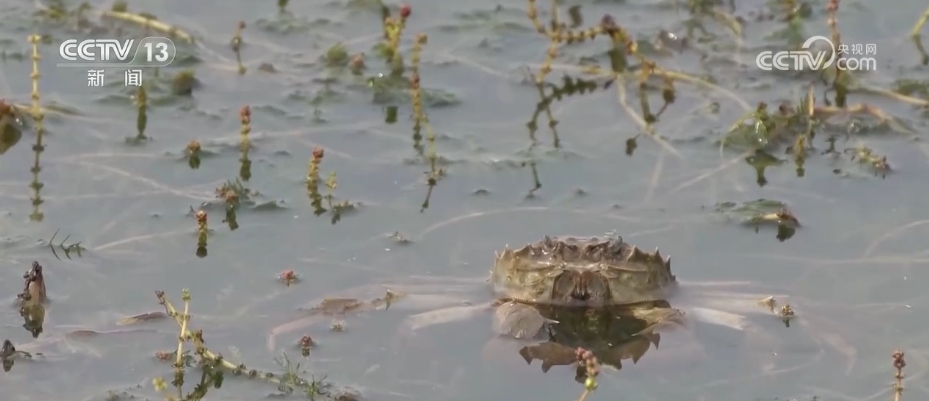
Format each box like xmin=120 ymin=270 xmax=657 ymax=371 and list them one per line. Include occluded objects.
xmin=152 ymin=290 xmax=345 ymax=400
xmin=128 ymin=82 xmax=149 ymax=144
xmin=185 ymin=140 xmax=202 ymax=169
xmin=172 ymin=70 xmax=199 ymax=96
xmin=573 ymin=347 xmax=600 ymax=401
xmin=407 ymin=32 xmax=446 ymax=212
xmin=238 ymin=105 xmax=252 ymax=181
xmin=893 ymin=350 xmax=906 ymax=401
xmin=27 ymin=34 xmax=45 ymax=222
xmin=230 ymin=20 xmax=247 ymax=75
xmin=47 ymin=229 xmax=85 ymax=260
xmin=194 ymin=210 xmax=208 ymax=258
xmin=845 ymin=144 xmax=891 ymax=178
xmin=214 ymin=178 xmax=255 ymax=231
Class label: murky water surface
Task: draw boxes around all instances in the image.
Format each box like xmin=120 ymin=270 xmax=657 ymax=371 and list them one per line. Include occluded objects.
xmin=2 ymin=0 xmax=929 ymax=400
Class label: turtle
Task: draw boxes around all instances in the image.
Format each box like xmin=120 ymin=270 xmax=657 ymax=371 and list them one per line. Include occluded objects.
xmin=400 ymin=235 xmax=790 ymax=341
xmin=265 ymin=236 xmax=793 ymax=358
xmin=381 ymin=235 xmax=810 ymax=380
xmin=491 ymin=235 xmax=676 ymax=306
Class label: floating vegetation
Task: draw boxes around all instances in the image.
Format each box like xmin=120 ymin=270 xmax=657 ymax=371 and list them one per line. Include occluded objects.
xmin=819 ymin=136 xmax=895 ymax=179
xmin=151 ymin=289 xmax=351 ymax=400
xmin=268 ymin=289 xmax=404 ymax=351
xmin=278 ymin=269 xmax=299 ymax=286
xmin=714 ymin=199 xmax=800 ymax=242
xmin=757 ymin=296 xmax=798 ymax=327
xmin=389 ymin=231 xmax=412 ymax=244
xmin=204 ymin=178 xmax=285 ymax=230
xmin=46 ymin=229 xmax=85 ymax=260
xmin=845 ymin=144 xmax=891 ymax=178
xmin=118 ymin=311 xmax=169 ymax=326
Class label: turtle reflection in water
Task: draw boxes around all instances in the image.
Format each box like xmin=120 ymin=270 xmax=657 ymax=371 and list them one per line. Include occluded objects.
xmin=510 ymin=301 xmax=684 ymax=377
xmin=401 ymin=236 xmax=792 ymax=370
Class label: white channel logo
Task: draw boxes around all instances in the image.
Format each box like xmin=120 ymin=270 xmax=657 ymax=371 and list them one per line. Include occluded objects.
xmin=57 ymin=37 xmax=176 ymax=68
xmin=756 ymin=35 xmax=876 ymax=71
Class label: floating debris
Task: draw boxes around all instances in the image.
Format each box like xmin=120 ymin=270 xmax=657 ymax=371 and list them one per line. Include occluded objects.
xmin=118 ymin=311 xmax=169 ymax=326
xmin=714 ymin=199 xmax=800 ymax=242
xmin=278 ymin=270 xmax=299 ymax=286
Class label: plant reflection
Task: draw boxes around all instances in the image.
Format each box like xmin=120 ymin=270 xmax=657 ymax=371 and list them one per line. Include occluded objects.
xmin=523 ymin=75 xmax=603 ymax=197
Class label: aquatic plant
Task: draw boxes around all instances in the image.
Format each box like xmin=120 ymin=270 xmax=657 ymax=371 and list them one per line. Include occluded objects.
xmin=150 ymin=290 xmax=346 ymax=400
xmin=194 ymin=209 xmax=208 ymax=258
xmin=573 ymin=347 xmax=600 ymax=401
xmin=104 ymin=1 xmax=195 ymax=43
xmin=185 ymin=140 xmax=202 ymax=169
xmin=238 ymin=105 xmax=253 ymax=181
xmin=46 ymin=229 xmax=85 ymax=260
xmin=911 ymin=5 xmax=929 ymax=63
xmin=27 ymin=35 xmax=45 ymax=222
xmin=130 ymin=82 xmax=149 ymax=143
xmin=408 ymin=31 xmax=445 ymax=211
xmin=230 ymin=21 xmax=247 ymax=75
xmin=521 ymin=0 xmax=926 ymax=186
xmin=306 ymin=147 xmax=354 ymax=224
xmin=892 ymin=350 xmax=906 ymax=401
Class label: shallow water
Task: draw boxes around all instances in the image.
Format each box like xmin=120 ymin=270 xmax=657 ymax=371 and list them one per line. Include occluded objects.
xmin=2 ymin=0 xmax=929 ymax=400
